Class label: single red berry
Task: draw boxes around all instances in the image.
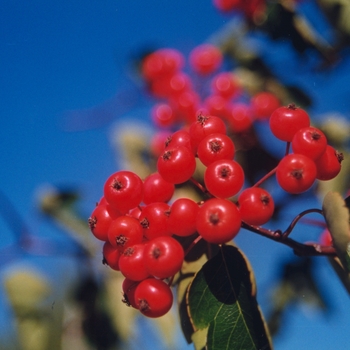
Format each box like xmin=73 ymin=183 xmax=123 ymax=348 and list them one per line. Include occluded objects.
xmin=102 ymin=241 xmax=121 ymax=271
xmin=103 ymin=171 xmax=143 ymax=213
xmin=269 ymin=104 xmax=310 ymax=142
xmin=142 ymin=48 xmax=184 ymax=81
xmin=204 ymin=159 xmax=245 ymax=198
xmin=139 ymin=202 xmax=171 ymax=240
xmin=144 ymin=236 xmax=184 ymax=279
xmin=238 ymin=187 xmax=275 ymax=225
xmin=88 ymin=203 xmax=120 ymax=241
xmin=197 ymin=133 xmax=235 ymax=166
xmin=276 ymin=154 xmax=317 ymax=194
xmin=291 ymin=126 xmax=327 ymax=160
xmin=189 ymin=44 xmax=223 ymax=75
xmin=118 ymin=243 xmax=151 ymax=281
xmin=314 ymin=145 xmax=343 ymax=180
xmin=143 ymin=172 xmax=175 ymax=205
xmin=228 ymin=103 xmax=253 ymax=133
xmin=167 ymin=198 xmax=199 ymax=237
xmin=134 ymin=278 xmax=173 ymax=318
xmin=157 ymin=146 xmax=196 ymax=184
xmin=251 ymin=92 xmax=280 ymax=120
xmin=107 ymin=215 xmax=143 ymax=251
xmin=151 ymin=103 xmax=177 ymax=128
xmin=196 ymin=198 xmax=241 ymax=244
xmin=164 ymin=129 xmax=194 ymax=154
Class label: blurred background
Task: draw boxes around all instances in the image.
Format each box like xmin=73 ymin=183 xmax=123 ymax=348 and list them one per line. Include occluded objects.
xmin=1 ymin=0 xmax=350 ymax=349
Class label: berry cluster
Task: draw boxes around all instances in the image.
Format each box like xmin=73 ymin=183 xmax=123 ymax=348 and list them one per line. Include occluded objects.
xmin=88 ymin=98 xmax=343 ymax=318
xmin=142 ymin=46 xmax=282 ymax=138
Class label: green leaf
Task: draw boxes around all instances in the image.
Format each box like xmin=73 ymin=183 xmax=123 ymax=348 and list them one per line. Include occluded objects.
xmin=322 ymin=191 xmax=350 ymax=273
xmin=187 ymin=245 xmax=272 ymax=350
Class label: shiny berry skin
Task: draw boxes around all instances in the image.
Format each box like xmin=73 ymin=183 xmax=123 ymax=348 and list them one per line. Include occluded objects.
xmin=144 ymin=236 xmax=184 ymax=279
xmin=118 ymin=243 xmax=150 ymax=281
xmin=189 ymin=114 xmax=227 ymax=153
xmin=314 ymin=145 xmax=343 ymax=180
xmin=139 ymin=202 xmax=171 ymax=240
xmin=269 ymin=104 xmax=310 ymax=142
xmin=189 ymin=44 xmax=223 ymax=75
xmin=143 ymin=172 xmax=175 ymax=204
xmin=107 ymin=215 xmax=143 ymax=251
xmin=204 ymin=159 xmax=245 ymax=198
xmin=197 ymin=133 xmax=235 ymax=166
xmin=103 ymin=171 xmax=144 ymax=213
xmin=196 ymin=198 xmax=241 ymax=244
xmin=165 ymin=129 xmax=193 ymax=154
xmin=157 ymin=146 xmax=196 ymax=184
xmin=102 ymin=241 xmax=121 ymax=271
xmin=238 ymin=187 xmax=274 ymax=225
xmin=291 ymin=126 xmax=327 ymax=160
xmin=134 ymin=278 xmax=173 ymax=318
xmin=251 ymin=92 xmax=280 ymax=120
xmin=88 ymin=204 xmax=118 ymax=241
xmin=276 ymin=154 xmax=317 ymax=194
xmin=167 ymin=198 xmax=199 ymax=237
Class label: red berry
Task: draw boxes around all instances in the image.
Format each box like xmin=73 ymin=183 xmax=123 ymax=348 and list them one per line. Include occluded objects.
xmin=167 ymin=198 xmax=199 ymax=236
xmin=118 ymin=243 xmax=150 ymax=281
xmin=134 ymin=278 xmax=173 ymax=318
xmin=102 ymin=241 xmax=121 ymax=271
xmin=276 ymin=154 xmax=317 ymax=194
xmin=151 ymin=103 xmax=177 ymax=128
xmin=165 ymin=129 xmax=194 ymax=154
xmin=139 ymin=202 xmax=171 ymax=240
xmin=157 ymin=146 xmax=196 ymax=184
xmin=143 ymin=172 xmax=175 ymax=205
xmin=122 ymin=278 xmax=139 ymax=308
xmin=211 ymin=72 xmax=240 ymax=99
xmin=251 ymin=92 xmax=280 ymax=120
xmin=189 ymin=44 xmax=223 ymax=75
xmin=88 ymin=204 xmax=117 ymax=241
xmin=228 ymin=103 xmax=253 ymax=133
xmin=144 ymin=236 xmax=184 ymax=279
xmin=291 ymin=126 xmax=327 ymax=160
xmin=142 ymin=48 xmax=184 ymax=81
xmin=196 ymin=198 xmax=241 ymax=244
xmin=197 ymin=133 xmax=235 ymax=166
xmin=270 ymin=104 xmax=310 ymax=142
xmin=204 ymin=94 xmax=231 ymax=120
xmin=189 ymin=114 xmax=227 ymax=153
xmin=103 ymin=171 xmax=144 ymax=213
xmin=108 ymin=215 xmax=143 ymax=251
xmin=204 ymin=159 xmax=245 ymax=198
xmin=238 ymin=187 xmax=274 ymax=225
xmin=314 ymin=145 xmax=343 ymax=180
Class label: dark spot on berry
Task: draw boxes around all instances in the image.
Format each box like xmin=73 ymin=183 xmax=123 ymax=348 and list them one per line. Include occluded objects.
xmin=140 ymin=217 xmax=150 ymax=229
xmin=111 ymin=178 xmax=123 ymax=190
xmin=152 ymin=247 xmax=161 ymax=259
xmin=220 ymin=167 xmax=230 ymax=178
xmin=88 ymin=216 xmax=97 ymax=230
xmin=209 ymin=140 xmax=222 ymax=153
xmin=138 ymin=299 xmax=150 ymax=312
xmin=116 ymin=235 xmax=128 ymax=247
xmin=291 ymin=169 xmax=303 ymax=179
xmin=209 ymin=212 xmax=220 ymax=225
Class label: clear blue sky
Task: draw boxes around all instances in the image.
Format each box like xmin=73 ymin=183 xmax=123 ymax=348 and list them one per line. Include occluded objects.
xmin=1 ymin=1 xmax=350 ymax=349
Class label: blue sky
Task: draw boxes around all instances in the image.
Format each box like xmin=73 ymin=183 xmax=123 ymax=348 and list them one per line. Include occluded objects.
xmin=1 ymin=1 xmax=350 ymax=349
